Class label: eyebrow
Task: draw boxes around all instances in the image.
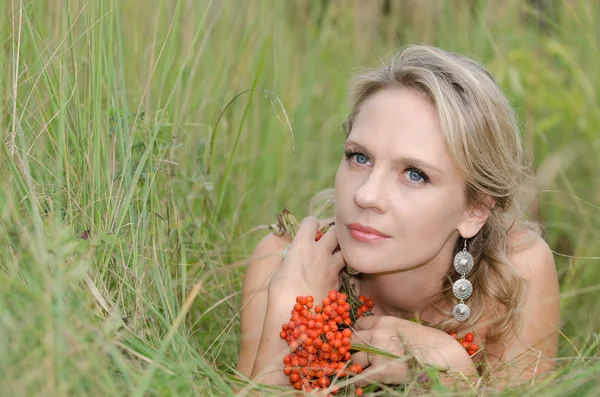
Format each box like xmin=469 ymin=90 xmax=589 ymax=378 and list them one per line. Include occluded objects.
xmin=344 ymin=139 xmax=445 ymax=175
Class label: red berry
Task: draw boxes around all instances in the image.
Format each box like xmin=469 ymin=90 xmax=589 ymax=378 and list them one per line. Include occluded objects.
xmin=465 ymin=332 xmax=474 ymax=342
xmin=315 ymin=230 xmax=324 ymax=241
xmin=328 ymin=290 xmax=337 ymax=301
xmin=355 ymin=387 xmax=364 ymax=396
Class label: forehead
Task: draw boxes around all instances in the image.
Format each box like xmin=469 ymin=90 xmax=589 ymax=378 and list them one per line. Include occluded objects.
xmin=348 ymin=87 xmax=458 ymax=174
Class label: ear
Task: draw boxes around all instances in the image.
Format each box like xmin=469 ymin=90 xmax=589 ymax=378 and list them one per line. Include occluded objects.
xmin=457 ymin=195 xmax=496 ymax=239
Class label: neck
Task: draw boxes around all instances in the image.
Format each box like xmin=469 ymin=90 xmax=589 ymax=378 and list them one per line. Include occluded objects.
xmin=358 ymin=235 xmax=457 ymax=324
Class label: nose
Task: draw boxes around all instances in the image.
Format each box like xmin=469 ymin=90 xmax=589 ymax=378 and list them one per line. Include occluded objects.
xmin=354 ymin=169 xmax=388 ymax=213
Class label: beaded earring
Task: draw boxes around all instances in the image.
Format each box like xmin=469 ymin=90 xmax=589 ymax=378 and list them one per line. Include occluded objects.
xmin=452 ymin=238 xmax=474 ymax=321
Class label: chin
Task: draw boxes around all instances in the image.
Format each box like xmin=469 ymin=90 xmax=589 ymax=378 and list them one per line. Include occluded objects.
xmin=340 ymin=244 xmax=387 ymax=274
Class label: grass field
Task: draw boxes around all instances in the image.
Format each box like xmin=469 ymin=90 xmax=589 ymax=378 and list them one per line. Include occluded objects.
xmin=1 ymin=0 xmax=599 ymax=395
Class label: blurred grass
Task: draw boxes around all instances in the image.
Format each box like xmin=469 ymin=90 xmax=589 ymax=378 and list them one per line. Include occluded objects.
xmin=0 ymin=0 xmax=599 ymax=395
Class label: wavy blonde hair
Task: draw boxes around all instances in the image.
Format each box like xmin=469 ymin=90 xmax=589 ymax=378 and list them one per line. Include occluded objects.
xmin=312 ymin=45 xmax=539 ymax=345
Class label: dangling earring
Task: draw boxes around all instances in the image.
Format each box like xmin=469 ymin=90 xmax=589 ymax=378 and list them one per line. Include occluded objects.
xmin=452 ymin=238 xmax=474 ymax=321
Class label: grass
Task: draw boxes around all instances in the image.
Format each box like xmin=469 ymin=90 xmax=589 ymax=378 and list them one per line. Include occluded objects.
xmin=0 ymin=0 xmax=599 ymax=395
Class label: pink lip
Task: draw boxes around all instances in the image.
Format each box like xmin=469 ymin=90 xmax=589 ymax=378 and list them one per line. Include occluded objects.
xmin=347 ymin=224 xmax=390 ymax=242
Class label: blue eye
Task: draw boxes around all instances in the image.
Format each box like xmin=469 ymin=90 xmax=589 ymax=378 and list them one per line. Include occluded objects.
xmin=405 ymin=167 xmax=430 ymax=184
xmin=355 ymin=154 xmax=368 ymax=165
xmin=344 ymin=150 xmax=370 ymax=166
xmin=409 ymin=170 xmax=423 ymax=182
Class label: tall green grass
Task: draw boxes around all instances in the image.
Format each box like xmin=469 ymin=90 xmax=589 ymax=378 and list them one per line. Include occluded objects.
xmin=0 ymin=0 xmax=598 ymax=395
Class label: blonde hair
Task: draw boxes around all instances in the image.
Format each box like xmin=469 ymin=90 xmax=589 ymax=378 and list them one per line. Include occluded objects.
xmin=314 ymin=45 xmax=539 ymax=345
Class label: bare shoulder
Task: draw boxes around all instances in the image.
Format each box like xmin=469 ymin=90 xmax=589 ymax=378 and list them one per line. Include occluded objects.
xmin=242 ymin=232 xmax=290 ymax=289
xmin=508 ymin=228 xmax=557 ymax=281
xmin=245 ymin=216 xmax=336 ymax=282
xmin=483 ymin=228 xmax=560 ymax=384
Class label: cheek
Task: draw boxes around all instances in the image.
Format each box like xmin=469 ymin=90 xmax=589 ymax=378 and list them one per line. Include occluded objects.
xmin=334 ymin=165 xmax=351 ymax=205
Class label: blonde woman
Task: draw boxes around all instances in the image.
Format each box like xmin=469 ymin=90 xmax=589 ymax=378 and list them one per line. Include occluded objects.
xmin=238 ymin=45 xmax=560 ymax=390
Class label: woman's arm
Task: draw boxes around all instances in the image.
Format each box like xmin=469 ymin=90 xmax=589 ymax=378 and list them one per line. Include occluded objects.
xmin=238 ymin=217 xmax=342 ymax=381
xmin=351 ymin=316 xmax=478 ymax=387
xmin=483 ymin=234 xmax=560 ymax=387
xmin=237 ymin=233 xmax=290 ymax=378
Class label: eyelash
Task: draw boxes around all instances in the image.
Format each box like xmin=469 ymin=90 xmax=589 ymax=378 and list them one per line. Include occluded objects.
xmin=343 ymin=149 xmax=431 ymax=184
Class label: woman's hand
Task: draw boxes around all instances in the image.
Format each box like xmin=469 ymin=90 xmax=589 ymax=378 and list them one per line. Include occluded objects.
xmin=269 ymin=217 xmax=346 ymax=302
xmin=351 ymin=316 xmax=477 ymax=386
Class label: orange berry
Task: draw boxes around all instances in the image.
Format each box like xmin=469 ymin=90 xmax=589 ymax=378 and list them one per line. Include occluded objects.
xmin=465 ymin=332 xmax=474 ymax=342
xmin=280 ymin=330 xmax=287 ymax=339
xmin=366 ymin=298 xmax=375 ymax=308
xmin=470 ymin=343 xmax=479 ymax=352
xmin=315 ymin=230 xmax=324 ymax=241
xmin=355 ymin=387 xmax=364 ymax=396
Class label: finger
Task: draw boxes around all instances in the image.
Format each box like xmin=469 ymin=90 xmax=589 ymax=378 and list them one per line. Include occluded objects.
xmin=350 ymin=350 xmax=370 ymax=369
xmin=350 ymin=329 xmax=372 ymax=347
xmin=353 ymin=366 xmax=388 ymax=387
xmin=295 ymin=217 xmax=319 ymax=242
xmin=353 ymin=363 xmax=409 ymax=387
xmin=317 ymin=224 xmax=339 ymax=250
xmin=354 ymin=315 xmax=380 ymax=331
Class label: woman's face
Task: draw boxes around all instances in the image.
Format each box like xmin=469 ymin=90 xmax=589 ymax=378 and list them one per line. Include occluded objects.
xmin=335 ymin=87 xmax=474 ymax=274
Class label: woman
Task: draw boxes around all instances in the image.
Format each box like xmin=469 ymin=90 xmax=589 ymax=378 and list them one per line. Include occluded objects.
xmin=237 ymin=45 xmax=560 ymax=390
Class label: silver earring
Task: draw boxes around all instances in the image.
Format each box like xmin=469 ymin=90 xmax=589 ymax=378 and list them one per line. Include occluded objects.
xmin=452 ymin=238 xmax=474 ymax=321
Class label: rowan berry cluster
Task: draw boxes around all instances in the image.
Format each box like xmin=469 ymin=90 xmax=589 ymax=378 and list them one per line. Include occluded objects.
xmin=280 ymin=289 xmax=375 ymax=395
xmin=448 ymin=331 xmax=479 ymax=356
